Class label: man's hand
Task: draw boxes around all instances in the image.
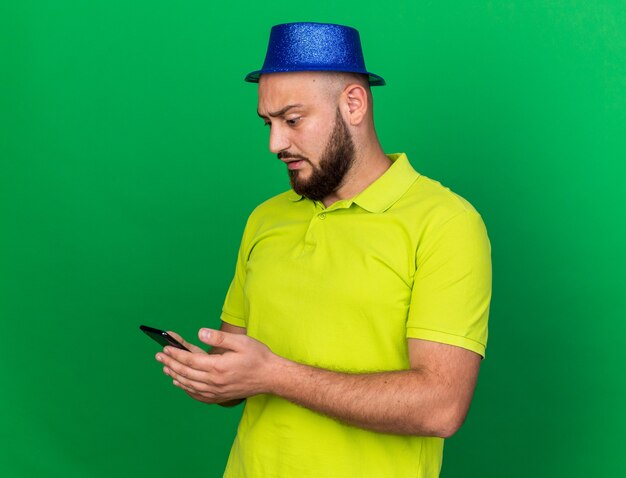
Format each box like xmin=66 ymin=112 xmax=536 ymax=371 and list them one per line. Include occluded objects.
xmin=156 ymin=328 xmax=277 ymax=404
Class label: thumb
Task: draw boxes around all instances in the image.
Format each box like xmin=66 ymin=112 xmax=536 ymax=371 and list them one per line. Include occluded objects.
xmin=198 ymin=328 xmax=241 ymax=351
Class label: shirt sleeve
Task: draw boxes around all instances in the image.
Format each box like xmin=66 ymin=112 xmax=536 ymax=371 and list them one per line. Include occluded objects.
xmin=220 ymin=217 xmax=254 ymax=329
xmin=406 ymin=209 xmax=492 ymax=357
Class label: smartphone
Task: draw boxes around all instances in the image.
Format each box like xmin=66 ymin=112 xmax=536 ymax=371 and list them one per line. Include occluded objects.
xmin=140 ymin=325 xmax=190 ymax=351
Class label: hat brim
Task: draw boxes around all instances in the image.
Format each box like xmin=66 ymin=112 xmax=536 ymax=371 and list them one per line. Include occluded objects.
xmin=244 ymin=68 xmax=386 ymax=86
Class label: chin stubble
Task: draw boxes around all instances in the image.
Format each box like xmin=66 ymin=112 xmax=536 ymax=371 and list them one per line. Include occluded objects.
xmin=288 ymin=108 xmax=355 ymax=201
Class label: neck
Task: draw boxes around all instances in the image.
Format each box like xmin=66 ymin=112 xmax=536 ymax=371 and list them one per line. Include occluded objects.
xmin=322 ymin=140 xmax=391 ymax=207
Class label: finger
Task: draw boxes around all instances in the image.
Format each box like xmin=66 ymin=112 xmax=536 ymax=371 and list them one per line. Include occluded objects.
xmin=158 ymin=346 xmax=215 ymax=374
xmin=185 ymin=390 xmax=216 ymax=404
xmin=164 ymin=366 xmax=212 ymax=393
xmin=179 ymin=381 xmax=231 ymax=406
xmin=171 ymin=375 xmax=204 ymax=395
xmin=177 ymin=381 xmax=219 ymax=403
xmin=158 ymin=353 xmax=213 ymax=383
xmin=166 ymin=331 xmax=205 ymax=354
xmin=198 ymin=328 xmax=244 ymax=351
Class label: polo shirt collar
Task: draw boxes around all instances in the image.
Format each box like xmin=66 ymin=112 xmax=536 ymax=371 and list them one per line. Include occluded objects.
xmin=287 ymin=153 xmax=419 ymax=213
xmin=287 ymin=189 xmax=304 ymax=202
xmin=353 ymin=153 xmax=419 ymax=213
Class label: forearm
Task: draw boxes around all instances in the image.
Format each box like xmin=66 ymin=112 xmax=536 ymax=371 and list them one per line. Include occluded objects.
xmin=160 ymin=328 xmax=477 ymax=434
xmin=267 ymin=357 xmax=461 ymax=437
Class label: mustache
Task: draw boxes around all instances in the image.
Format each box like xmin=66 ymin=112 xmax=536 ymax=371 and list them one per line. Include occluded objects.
xmin=277 ymin=152 xmax=309 ymax=162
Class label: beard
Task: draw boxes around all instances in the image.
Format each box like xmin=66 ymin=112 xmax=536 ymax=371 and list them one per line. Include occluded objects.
xmin=280 ymin=108 xmax=356 ymax=201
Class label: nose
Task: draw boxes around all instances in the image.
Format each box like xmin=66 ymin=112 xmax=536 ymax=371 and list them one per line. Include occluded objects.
xmin=269 ymin=125 xmax=291 ymax=154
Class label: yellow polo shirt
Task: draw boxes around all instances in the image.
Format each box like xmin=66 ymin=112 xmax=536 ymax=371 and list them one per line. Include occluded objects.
xmin=221 ymin=153 xmax=491 ymax=478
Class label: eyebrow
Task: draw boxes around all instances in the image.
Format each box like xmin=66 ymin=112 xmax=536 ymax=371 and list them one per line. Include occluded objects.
xmin=257 ymin=103 xmax=304 ymax=119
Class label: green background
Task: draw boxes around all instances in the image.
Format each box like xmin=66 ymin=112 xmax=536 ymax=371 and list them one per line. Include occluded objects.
xmin=2 ymin=1 xmax=625 ymax=476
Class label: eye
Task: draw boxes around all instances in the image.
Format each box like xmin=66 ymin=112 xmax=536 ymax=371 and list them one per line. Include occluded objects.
xmin=263 ymin=121 xmax=271 ymax=128
xmin=286 ymin=117 xmax=301 ymax=127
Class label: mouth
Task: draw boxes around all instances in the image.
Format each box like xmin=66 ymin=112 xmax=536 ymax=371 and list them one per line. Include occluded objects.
xmin=278 ymin=154 xmax=308 ymax=171
xmin=285 ymin=159 xmax=305 ymax=170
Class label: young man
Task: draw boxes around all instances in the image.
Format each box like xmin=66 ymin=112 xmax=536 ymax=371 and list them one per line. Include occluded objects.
xmin=156 ymin=22 xmax=492 ymax=477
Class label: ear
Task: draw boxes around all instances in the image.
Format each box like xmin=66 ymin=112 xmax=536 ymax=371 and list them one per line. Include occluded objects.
xmin=342 ymin=84 xmax=368 ymax=126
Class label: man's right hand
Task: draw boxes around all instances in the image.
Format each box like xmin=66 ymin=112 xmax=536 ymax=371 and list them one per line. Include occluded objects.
xmin=164 ymin=323 xmax=247 ymax=407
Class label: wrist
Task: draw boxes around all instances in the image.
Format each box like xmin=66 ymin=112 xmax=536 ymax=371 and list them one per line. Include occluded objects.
xmin=264 ymin=353 xmax=297 ymax=396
